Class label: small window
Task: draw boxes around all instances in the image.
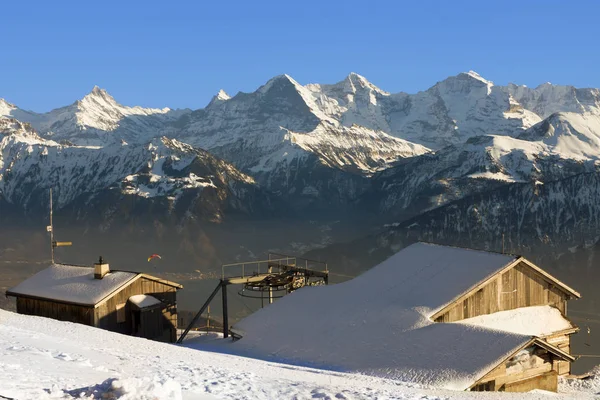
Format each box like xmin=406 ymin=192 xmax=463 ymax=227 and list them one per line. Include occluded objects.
xmin=472 ymin=381 xmax=495 ymax=391
xmin=116 ymin=303 xmax=126 ymax=323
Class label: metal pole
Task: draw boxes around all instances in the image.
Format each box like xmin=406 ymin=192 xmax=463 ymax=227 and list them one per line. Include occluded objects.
xmin=268 ymin=265 xmax=273 ymax=305
xmin=50 ymin=188 xmax=54 ymax=264
xmin=206 ymin=305 xmax=210 ymax=333
xmin=222 ymin=281 xmax=229 ymax=338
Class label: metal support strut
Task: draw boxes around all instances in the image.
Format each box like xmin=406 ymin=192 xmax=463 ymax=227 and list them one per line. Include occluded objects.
xmin=177 ymin=281 xmax=223 ymax=344
xmin=222 ymin=281 xmax=229 ymax=338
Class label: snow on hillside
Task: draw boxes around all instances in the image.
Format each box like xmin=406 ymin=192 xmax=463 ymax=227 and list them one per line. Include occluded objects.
xmin=1 ymin=308 xmax=598 ymax=400
xmin=0 ymin=132 xmax=255 ymax=210
xmin=0 ymin=117 xmax=46 ymax=142
xmin=371 ymin=131 xmax=599 ymax=216
xmin=303 ymin=71 xmax=539 ymax=149
xmin=251 ymin=123 xmax=430 ymax=175
xmin=47 ymin=86 xmax=172 ymax=132
xmin=0 ymin=133 xmax=147 ymax=208
xmin=0 ymin=71 xmax=554 ymax=183
xmin=506 ymin=83 xmax=600 ymax=119
xmin=181 ymin=73 xmax=425 ymax=179
xmin=0 ymin=87 xmax=191 ymax=146
xmin=519 ymin=112 xmax=600 ymax=160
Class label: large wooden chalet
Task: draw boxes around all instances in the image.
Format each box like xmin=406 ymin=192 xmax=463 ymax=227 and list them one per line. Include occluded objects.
xmin=429 ymin=249 xmax=580 ymax=390
xmin=231 ymin=242 xmax=581 ymax=393
xmin=386 ymin=243 xmax=581 ymax=392
xmin=6 ymin=257 xmax=182 ymax=343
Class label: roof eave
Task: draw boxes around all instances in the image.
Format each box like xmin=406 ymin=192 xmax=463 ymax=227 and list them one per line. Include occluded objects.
xmin=518 ymin=258 xmax=581 ymax=299
xmin=92 ymin=273 xmax=182 ymax=309
xmin=5 ymin=291 xmax=96 ymax=307
xmin=533 ymin=337 xmax=576 ymax=362
xmin=539 ymin=326 xmax=580 ymax=340
xmin=110 ymin=271 xmax=183 ymax=289
xmin=93 ymin=274 xmax=142 ymax=308
xmin=138 ymin=273 xmax=183 ymax=289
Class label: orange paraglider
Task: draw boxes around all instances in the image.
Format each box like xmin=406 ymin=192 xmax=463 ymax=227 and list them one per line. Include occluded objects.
xmin=147 ymin=254 xmax=162 ymax=262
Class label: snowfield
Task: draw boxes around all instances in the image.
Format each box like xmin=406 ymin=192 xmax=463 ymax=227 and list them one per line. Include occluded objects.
xmin=0 ymin=309 xmax=599 ymax=399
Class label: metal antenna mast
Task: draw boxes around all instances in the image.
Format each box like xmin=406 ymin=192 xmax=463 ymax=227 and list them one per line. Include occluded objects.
xmin=47 ymin=188 xmax=72 ymax=264
xmin=49 ymin=188 xmax=54 ymax=263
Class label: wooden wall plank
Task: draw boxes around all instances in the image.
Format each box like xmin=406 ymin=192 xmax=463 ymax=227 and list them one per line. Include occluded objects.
xmin=94 ymin=276 xmax=178 ymax=342
xmin=436 ymin=262 xmax=569 ymax=323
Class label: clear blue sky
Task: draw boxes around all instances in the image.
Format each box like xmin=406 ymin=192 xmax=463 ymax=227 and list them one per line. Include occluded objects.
xmin=2 ymin=0 xmax=599 ymax=111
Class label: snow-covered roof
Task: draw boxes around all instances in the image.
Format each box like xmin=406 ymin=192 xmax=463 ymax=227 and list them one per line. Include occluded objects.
xmin=129 ymin=294 xmax=162 ymax=309
xmin=6 ymin=264 xmax=138 ymax=306
xmin=231 ymin=243 xmax=571 ymax=390
xmin=458 ymin=305 xmax=575 ymax=337
xmin=356 ymin=242 xmax=517 ymax=315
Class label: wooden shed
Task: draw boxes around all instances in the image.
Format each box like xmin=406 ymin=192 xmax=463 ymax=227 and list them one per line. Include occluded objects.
xmin=6 ymin=258 xmax=182 ymax=343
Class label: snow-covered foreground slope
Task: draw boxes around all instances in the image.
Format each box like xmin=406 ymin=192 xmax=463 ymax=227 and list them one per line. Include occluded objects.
xmin=0 ymin=309 xmax=597 ymax=400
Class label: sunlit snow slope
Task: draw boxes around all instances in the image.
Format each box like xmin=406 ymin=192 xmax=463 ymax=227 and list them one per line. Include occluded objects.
xmin=1 ymin=309 xmax=598 ymax=399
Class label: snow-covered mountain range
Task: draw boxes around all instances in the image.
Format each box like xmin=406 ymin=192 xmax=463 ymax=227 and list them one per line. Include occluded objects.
xmin=2 ymin=71 xmax=600 ymax=267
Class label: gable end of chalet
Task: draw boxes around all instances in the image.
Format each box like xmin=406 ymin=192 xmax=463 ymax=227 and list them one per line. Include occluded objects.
xmin=431 ymin=257 xmax=581 ymax=323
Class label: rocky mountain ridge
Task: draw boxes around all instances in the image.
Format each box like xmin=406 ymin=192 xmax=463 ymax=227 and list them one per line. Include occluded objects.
xmin=2 ymin=71 xmax=600 ymax=267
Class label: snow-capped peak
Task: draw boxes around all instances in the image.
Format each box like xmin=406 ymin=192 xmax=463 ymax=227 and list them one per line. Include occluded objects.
xmin=207 ymin=89 xmax=231 ymax=107
xmin=344 ymin=72 xmax=369 ymax=91
xmin=216 ymin=89 xmax=230 ymax=101
xmin=343 ymin=72 xmax=388 ymax=95
xmin=80 ymin=85 xmax=117 ymax=105
xmin=0 ymin=98 xmax=17 ymax=116
xmin=0 ymin=85 xmax=191 ymax=147
xmin=462 ymin=70 xmax=492 ymax=85
xmin=258 ymin=74 xmax=303 ymax=94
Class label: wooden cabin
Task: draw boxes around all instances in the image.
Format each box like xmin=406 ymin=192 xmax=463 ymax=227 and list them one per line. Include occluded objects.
xmin=6 ymin=258 xmax=182 ymax=342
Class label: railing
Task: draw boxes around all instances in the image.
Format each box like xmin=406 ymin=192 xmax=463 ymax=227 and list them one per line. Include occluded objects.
xmin=221 ymin=257 xmax=296 ymax=280
xmin=269 ymin=252 xmax=328 ymax=274
xmin=221 ymin=253 xmax=328 ymax=280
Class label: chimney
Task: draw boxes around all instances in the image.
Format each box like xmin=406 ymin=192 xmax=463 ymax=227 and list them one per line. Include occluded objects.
xmin=94 ymin=256 xmax=110 ymax=279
